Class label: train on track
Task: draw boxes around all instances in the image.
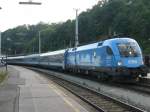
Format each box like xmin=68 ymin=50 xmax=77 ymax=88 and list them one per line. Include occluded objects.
xmin=7 ymin=37 xmax=148 ymax=82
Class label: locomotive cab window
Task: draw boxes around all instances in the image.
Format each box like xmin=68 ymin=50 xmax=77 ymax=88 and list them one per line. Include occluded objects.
xmin=117 ymin=42 xmax=141 ymax=57
xmin=106 ymin=46 xmax=113 ymax=55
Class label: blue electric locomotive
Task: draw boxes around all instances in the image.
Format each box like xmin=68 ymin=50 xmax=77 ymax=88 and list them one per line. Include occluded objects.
xmin=65 ymin=38 xmax=147 ymax=80
xmin=7 ymin=37 xmax=148 ymax=81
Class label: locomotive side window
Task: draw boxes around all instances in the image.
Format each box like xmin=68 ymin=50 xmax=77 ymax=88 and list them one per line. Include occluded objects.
xmin=98 ymin=42 xmax=103 ymax=46
xmin=106 ymin=46 xmax=113 ymax=55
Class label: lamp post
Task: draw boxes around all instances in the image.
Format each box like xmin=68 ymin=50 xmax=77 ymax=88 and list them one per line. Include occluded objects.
xmin=74 ymin=9 xmax=79 ymax=47
xmin=38 ymin=31 xmax=41 ymax=54
xmin=38 ymin=28 xmax=49 ymax=54
xmin=5 ymin=38 xmax=11 ymax=71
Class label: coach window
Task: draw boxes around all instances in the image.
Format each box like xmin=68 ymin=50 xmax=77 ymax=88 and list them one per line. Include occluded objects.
xmin=106 ymin=46 xmax=113 ymax=55
xmin=72 ymin=48 xmax=77 ymax=51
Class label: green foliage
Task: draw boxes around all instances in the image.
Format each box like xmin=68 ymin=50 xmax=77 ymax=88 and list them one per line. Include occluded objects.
xmin=1 ymin=0 xmax=150 ymax=55
xmin=0 ymin=71 xmax=7 ymax=83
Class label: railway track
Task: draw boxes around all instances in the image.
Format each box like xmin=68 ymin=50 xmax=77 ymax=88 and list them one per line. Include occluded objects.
xmin=70 ymin=72 xmax=150 ymax=95
xmin=69 ymin=72 xmax=150 ymax=95
xmin=111 ymin=82 xmax=150 ymax=96
xmin=111 ymin=78 xmax=150 ymax=95
xmin=130 ymin=81 xmax=150 ymax=95
xmin=30 ymin=67 xmax=145 ymax=112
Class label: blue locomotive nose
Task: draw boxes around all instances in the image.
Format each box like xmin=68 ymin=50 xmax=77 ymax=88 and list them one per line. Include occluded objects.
xmin=118 ymin=57 xmax=143 ymax=68
xmin=116 ymin=40 xmax=144 ymax=68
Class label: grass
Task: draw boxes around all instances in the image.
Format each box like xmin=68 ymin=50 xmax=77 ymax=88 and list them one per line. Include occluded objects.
xmin=0 ymin=71 xmax=7 ymax=84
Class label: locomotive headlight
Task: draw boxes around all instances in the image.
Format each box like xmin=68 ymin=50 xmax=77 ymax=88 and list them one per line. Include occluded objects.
xmin=117 ymin=61 xmax=122 ymax=66
xmin=141 ymin=61 xmax=144 ymax=65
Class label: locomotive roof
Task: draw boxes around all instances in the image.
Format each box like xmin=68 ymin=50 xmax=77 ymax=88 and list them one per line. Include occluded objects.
xmin=69 ymin=37 xmax=136 ymax=52
xmin=40 ymin=49 xmax=65 ymax=56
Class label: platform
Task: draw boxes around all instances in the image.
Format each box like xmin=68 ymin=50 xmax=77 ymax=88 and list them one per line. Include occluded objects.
xmin=0 ymin=66 xmax=89 ymax=112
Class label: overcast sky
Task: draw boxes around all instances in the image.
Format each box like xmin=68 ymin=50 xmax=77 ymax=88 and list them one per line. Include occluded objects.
xmin=0 ymin=0 xmax=99 ymax=31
